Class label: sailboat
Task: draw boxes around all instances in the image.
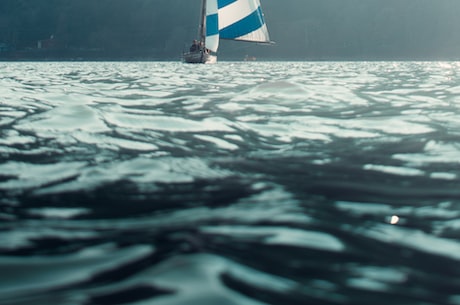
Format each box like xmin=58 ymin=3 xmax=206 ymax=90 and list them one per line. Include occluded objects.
xmin=183 ymin=0 xmax=271 ymax=64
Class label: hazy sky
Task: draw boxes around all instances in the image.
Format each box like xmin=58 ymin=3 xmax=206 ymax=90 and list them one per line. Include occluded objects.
xmin=258 ymin=0 xmax=460 ymax=59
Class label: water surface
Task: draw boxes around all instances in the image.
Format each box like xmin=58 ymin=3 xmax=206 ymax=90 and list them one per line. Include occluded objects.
xmin=1 ymin=61 xmax=460 ymax=305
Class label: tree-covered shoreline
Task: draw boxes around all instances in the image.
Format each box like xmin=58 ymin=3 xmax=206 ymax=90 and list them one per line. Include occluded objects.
xmin=1 ymin=0 xmax=460 ymax=60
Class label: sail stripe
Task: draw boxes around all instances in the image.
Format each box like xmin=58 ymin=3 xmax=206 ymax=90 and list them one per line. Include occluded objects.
xmin=218 ymin=0 xmax=259 ymax=30
xmin=219 ymin=7 xmax=266 ymax=40
xmin=217 ymin=0 xmax=238 ymax=9
xmin=206 ymin=14 xmax=219 ymax=36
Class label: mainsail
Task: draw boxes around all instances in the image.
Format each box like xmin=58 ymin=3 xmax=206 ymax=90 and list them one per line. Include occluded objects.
xmin=205 ymin=0 xmax=271 ymax=53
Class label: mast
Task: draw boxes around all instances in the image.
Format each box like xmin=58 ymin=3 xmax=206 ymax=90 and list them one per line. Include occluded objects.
xmin=199 ymin=0 xmax=207 ymax=46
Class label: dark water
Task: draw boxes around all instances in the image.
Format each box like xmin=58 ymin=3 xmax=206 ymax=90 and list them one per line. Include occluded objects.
xmin=1 ymin=61 xmax=460 ymax=305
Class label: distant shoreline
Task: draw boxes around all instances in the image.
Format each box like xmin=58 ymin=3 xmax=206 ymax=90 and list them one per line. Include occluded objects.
xmin=0 ymin=49 xmax=169 ymax=62
xmin=2 ymin=49 xmax=460 ymax=62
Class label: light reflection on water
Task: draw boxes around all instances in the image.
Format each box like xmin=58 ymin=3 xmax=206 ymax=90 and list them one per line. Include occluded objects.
xmin=1 ymin=61 xmax=460 ymax=305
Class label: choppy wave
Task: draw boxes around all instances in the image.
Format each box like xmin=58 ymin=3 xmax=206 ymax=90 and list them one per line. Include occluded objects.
xmin=1 ymin=61 xmax=460 ymax=305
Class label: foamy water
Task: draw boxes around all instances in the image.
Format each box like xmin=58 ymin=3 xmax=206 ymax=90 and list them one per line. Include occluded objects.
xmin=1 ymin=61 xmax=460 ymax=305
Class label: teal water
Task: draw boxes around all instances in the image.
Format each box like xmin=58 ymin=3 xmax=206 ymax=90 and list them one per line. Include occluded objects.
xmin=1 ymin=61 xmax=460 ymax=305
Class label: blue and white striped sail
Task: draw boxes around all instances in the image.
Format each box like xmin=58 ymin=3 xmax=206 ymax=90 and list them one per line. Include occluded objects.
xmin=205 ymin=0 xmax=271 ymax=53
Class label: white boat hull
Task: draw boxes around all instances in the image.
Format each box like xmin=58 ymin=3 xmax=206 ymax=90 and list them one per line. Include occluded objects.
xmin=183 ymin=51 xmax=217 ymax=64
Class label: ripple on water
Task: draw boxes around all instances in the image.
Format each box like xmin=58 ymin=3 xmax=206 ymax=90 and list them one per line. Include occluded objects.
xmin=16 ymin=104 xmax=109 ymax=133
xmin=0 ymin=245 xmax=153 ymax=299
